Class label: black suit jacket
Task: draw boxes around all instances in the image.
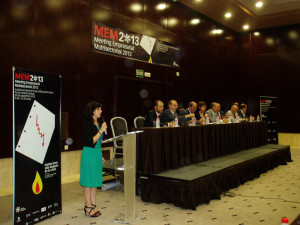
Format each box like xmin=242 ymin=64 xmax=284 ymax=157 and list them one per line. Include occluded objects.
xmin=162 ymin=109 xmax=177 ymax=122
xmin=181 ymin=108 xmax=192 ymax=122
xmin=195 ymin=111 xmax=205 ymax=120
xmin=83 ymin=119 xmax=103 ymax=148
xmin=162 ymin=109 xmax=186 ymax=125
xmin=237 ymin=109 xmax=249 ymax=119
xmin=144 ymin=109 xmax=168 ymax=127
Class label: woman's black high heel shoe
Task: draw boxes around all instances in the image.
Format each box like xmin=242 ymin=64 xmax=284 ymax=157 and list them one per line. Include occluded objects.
xmin=84 ymin=205 xmax=100 ymax=217
xmin=92 ymin=204 xmax=102 ymax=216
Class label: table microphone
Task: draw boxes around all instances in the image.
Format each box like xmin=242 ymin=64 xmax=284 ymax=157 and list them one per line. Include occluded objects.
xmin=101 ymin=116 xmax=108 ymax=135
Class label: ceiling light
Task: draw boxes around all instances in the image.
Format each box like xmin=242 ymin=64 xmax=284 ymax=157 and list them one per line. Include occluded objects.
xmin=243 ymin=24 xmax=249 ymax=30
xmin=130 ymin=3 xmax=143 ymax=12
xmin=255 ymin=1 xmax=263 ymax=7
xmin=168 ymin=18 xmax=178 ymax=27
xmin=288 ymin=30 xmax=298 ymax=40
xmin=156 ymin=3 xmax=167 ymax=10
xmin=162 ymin=18 xmax=178 ymax=27
xmin=265 ymin=38 xmax=274 ymax=46
xmin=211 ymin=29 xmax=223 ymax=34
xmin=225 ymin=12 xmax=231 ymax=18
xmin=194 ymin=0 xmax=203 ymax=2
xmin=254 ymin=32 xmax=260 ymax=36
xmin=190 ymin=18 xmax=201 ymax=25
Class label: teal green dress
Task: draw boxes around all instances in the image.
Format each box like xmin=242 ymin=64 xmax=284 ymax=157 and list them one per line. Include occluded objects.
xmin=80 ymin=126 xmax=103 ymax=187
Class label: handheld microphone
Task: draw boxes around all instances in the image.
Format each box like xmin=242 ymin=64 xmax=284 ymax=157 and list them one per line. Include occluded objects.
xmin=101 ymin=116 xmax=108 ymax=135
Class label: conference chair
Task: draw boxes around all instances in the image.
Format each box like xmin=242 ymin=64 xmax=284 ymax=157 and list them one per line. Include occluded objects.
xmin=110 ymin=117 xmax=128 ymax=165
xmin=134 ymin=116 xmax=145 ymax=128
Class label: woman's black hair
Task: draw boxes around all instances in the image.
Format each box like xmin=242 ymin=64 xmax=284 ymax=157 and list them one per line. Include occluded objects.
xmin=83 ymin=101 xmax=102 ymax=122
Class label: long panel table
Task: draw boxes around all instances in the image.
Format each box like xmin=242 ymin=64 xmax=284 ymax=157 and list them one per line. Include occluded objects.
xmin=134 ymin=121 xmax=267 ymax=174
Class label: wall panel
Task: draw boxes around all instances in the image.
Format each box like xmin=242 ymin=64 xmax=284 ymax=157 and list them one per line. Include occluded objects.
xmin=1 ymin=0 xmax=299 ymax=158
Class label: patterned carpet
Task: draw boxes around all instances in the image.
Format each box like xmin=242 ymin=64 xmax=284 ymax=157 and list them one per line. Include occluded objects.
xmin=0 ymin=148 xmax=299 ymax=225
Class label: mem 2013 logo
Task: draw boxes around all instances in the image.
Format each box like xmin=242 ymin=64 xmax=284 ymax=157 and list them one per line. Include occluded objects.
xmin=15 ymin=72 xmax=30 ymax=81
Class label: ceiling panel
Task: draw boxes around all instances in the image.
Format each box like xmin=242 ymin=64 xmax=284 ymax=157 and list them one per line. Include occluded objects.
xmin=178 ymin=0 xmax=300 ymax=32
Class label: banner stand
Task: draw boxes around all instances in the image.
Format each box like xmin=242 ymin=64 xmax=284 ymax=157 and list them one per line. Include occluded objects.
xmin=13 ymin=67 xmax=62 ymax=225
xmin=260 ymin=96 xmax=278 ymax=144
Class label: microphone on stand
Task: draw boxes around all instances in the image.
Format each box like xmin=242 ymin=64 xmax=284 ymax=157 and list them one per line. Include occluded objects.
xmin=101 ymin=116 xmax=108 ymax=135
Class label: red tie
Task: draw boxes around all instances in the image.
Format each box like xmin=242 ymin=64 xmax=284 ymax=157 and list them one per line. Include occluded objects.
xmin=234 ymin=114 xmax=236 ymax=118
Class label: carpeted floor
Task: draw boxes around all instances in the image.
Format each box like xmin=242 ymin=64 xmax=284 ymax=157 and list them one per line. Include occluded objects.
xmin=0 ymin=148 xmax=299 ymax=225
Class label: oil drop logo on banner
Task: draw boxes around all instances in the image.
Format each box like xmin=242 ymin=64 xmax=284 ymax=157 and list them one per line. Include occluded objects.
xmin=13 ymin=67 xmax=62 ymax=225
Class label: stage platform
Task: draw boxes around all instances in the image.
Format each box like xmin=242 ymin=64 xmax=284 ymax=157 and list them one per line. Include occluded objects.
xmin=103 ymin=144 xmax=291 ymax=210
xmin=139 ymin=144 xmax=291 ymax=209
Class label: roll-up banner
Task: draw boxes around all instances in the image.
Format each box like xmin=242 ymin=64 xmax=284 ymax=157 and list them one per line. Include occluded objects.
xmin=260 ymin=96 xmax=278 ymax=144
xmin=13 ymin=67 xmax=62 ymax=225
xmin=92 ymin=21 xmax=180 ymax=68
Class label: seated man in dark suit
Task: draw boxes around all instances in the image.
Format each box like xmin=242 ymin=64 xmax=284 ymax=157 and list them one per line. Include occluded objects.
xmin=237 ymin=103 xmax=249 ymax=121
xmin=176 ymin=103 xmax=185 ymax=116
xmin=181 ymin=101 xmax=197 ymax=124
xmin=162 ymin=100 xmax=187 ymax=125
xmin=144 ymin=100 xmax=168 ymax=127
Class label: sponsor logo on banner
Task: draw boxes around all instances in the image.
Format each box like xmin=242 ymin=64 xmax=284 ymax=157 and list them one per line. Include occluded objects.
xmin=32 ymin=210 xmax=40 ymax=215
xmin=40 ymin=215 xmax=47 ymax=220
xmin=15 ymin=206 xmax=26 ymax=213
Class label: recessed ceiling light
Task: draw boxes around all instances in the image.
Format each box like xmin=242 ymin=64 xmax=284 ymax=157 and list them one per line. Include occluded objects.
xmin=254 ymin=32 xmax=260 ymax=36
xmin=195 ymin=0 xmax=203 ymax=2
xmin=211 ymin=29 xmax=223 ymax=34
xmin=156 ymin=3 xmax=167 ymax=10
xmin=225 ymin=12 xmax=232 ymax=18
xmin=130 ymin=3 xmax=143 ymax=12
xmin=288 ymin=30 xmax=298 ymax=40
xmin=256 ymin=1 xmax=263 ymax=7
xmin=190 ymin=18 xmax=201 ymax=25
xmin=243 ymin=24 xmax=249 ymax=30
xmin=168 ymin=18 xmax=178 ymax=27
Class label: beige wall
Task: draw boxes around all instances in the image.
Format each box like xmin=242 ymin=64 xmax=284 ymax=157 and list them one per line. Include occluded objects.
xmin=278 ymin=133 xmax=300 ymax=147
xmin=0 ymin=147 xmax=112 ymax=189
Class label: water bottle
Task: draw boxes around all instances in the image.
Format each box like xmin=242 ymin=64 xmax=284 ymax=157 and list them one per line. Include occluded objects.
xmin=249 ymin=115 xmax=252 ymax=122
xmin=174 ymin=116 xmax=179 ymax=127
xmin=281 ymin=217 xmax=289 ymax=225
xmin=206 ymin=117 xmax=210 ymax=124
xmin=155 ymin=116 xmax=160 ymax=128
xmin=216 ymin=116 xmax=220 ymax=124
xmin=228 ymin=116 xmax=232 ymax=123
xmin=192 ymin=117 xmax=196 ymax=126
xmin=257 ymin=114 xmax=260 ymax=121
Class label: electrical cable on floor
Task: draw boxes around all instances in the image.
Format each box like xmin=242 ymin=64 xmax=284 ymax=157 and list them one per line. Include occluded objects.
xmin=222 ymin=191 xmax=300 ymax=204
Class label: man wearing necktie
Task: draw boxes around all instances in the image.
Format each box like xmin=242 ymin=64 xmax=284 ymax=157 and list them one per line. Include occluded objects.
xmin=226 ymin=104 xmax=239 ymax=123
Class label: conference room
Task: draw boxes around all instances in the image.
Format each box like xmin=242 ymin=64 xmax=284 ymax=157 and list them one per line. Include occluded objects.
xmin=0 ymin=0 xmax=300 ymax=224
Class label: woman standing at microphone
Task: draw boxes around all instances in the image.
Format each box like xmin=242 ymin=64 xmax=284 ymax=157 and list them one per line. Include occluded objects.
xmin=80 ymin=101 xmax=107 ymax=217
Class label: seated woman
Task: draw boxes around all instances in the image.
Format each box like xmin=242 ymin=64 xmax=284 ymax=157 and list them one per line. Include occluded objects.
xmin=195 ymin=101 xmax=207 ymax=121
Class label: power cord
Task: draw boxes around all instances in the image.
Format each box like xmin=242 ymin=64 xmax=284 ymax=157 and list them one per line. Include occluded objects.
xmin=222 ymin=191 xmax=300 ymax=204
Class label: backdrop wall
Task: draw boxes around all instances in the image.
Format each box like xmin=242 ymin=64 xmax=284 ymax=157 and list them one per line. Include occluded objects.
xmin=0 ymin=0 xmax=299 ymax=158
